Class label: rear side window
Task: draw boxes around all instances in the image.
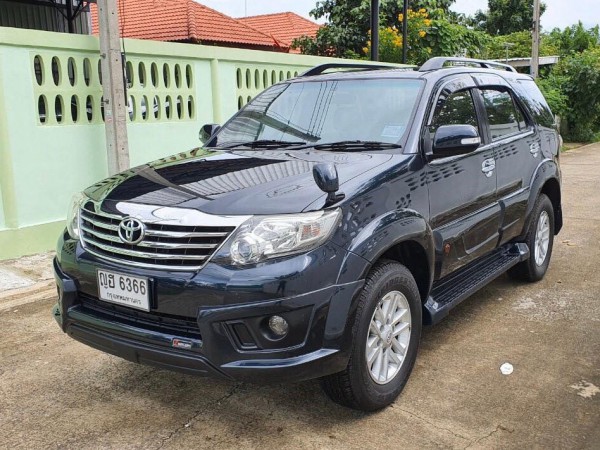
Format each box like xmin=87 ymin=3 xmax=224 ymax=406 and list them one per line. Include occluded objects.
xmin=480 ymin=89 xmax=527 ymax=140
xmin=430 ymin=90 xmax=479 ymax=133
xmin=511 ymin=79 xmax=555 ymax=128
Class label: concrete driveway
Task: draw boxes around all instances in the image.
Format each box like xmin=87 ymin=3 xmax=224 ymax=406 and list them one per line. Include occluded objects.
xmin=1 ymin=144 xmax=599 ymax=449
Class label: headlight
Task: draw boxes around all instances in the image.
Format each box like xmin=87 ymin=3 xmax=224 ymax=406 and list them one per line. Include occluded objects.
xmin=228 ymin=209 xmax=341 ymax=265
xmin=66 ymin=192 xmax=86 ymax=240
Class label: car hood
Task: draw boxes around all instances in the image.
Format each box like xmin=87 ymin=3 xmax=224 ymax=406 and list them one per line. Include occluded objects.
xmin=85 ymin=148 xmax=393 ymax=215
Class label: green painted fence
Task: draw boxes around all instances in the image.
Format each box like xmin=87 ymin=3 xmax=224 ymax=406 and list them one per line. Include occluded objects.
xmin=0 ymin=27 xmax=398 ymax=259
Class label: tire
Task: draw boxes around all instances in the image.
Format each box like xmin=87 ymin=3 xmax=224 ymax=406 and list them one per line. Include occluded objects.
xmin=508 ymin=193 xmax=554 ymax=282
xmin=321 ymin=260 xmax=422 ymax=411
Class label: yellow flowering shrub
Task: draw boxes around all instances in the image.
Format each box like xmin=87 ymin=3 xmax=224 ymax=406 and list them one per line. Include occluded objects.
xmin=365 ymin=9 xmax=432 ymax=64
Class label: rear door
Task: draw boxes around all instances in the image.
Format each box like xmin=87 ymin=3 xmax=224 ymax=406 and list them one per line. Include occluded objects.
xmin=471 ymin=74 xmax=539 ymax=244
xmin=425 ymin=76 xmax=500 ymax=279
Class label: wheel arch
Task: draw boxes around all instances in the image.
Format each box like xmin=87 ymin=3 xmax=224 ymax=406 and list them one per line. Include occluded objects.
xmin=540 ymin=177 xmax=562 ymax=234
xmin=519 ymin=160 xmax=562 ymax=240
xmin=338 ymin=210 xmax=435 ymax=303
xmin=378 ymin=241 xmax=432 ymax=303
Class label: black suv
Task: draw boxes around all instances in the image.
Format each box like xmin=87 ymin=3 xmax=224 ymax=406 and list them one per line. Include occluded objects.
xmin=53 ymin=57 xmax=562 ymax=411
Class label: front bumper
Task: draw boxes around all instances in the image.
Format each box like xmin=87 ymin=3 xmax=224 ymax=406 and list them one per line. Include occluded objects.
xmin=53 ymin=256 xmax=364 ymax=383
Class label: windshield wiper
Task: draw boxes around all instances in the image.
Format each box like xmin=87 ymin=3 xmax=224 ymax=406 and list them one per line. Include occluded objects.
xmin=221 ymin=140 xmax=307 ymax=149
xmin=312 ymin=140 xmax=402 ymax=151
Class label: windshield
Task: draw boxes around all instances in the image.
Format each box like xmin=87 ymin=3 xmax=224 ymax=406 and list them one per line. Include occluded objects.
xmin=213 ymin=78 xmax=423 ymax=149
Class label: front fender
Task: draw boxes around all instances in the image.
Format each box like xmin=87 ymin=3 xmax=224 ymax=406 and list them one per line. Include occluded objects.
xmin=336 ymin=209 xmax=435 ymax=285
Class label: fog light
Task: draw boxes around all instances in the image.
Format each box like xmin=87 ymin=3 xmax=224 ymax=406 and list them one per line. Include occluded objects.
xmin=268 ymin=315 xmax=289 ymax=337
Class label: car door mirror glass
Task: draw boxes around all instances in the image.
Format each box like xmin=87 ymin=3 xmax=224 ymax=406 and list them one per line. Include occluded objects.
xmin=199 ymin=123 xmax=221 ymax=145
xmin=432 ymin=124 xmax=481 ymax=159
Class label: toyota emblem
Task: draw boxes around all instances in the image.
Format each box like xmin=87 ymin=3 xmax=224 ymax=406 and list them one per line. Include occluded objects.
xmin=118 ymin=217 xmax=145 ymax=244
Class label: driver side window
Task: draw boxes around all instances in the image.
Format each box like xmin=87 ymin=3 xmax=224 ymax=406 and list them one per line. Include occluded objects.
xmin=430 ymin=90 xmax=479 ymax=137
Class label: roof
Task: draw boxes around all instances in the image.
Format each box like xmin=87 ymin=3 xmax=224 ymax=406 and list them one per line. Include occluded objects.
xmin=90 ymin=0 xmax=287 ymax=49
xmin=493 ymin=56 xmax=560 ymax=68
xmin=238 ymin=12 xmax=320 ymax=48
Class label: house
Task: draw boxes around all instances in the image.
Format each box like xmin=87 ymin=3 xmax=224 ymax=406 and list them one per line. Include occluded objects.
xmin=238 ymin=12 xmax=321 ymax=53
xmin=90 ymin=0 xmax=290 ymax=52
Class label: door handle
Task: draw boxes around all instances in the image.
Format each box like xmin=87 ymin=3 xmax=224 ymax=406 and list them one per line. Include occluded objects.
xmin=481 ymin=158 xmax=495 ymax=177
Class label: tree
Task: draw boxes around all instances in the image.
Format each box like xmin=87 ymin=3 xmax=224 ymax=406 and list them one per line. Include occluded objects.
xmin=292 ymin=0 xmax=457 ymax=58
xmin=545 ymin=22 xmax=600 ymax=56
xmin=543 ymin=48 xmax=600 ymax=141
xmin=364 ymin=8 xmax=491 ymax=65
xmin=482 ymin=30 xmax=559 ymax=60
xmin=472 ymin=0 xmax=546 ymax=36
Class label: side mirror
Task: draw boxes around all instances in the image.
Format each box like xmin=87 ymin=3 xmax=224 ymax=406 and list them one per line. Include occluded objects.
xmin=313 ymin=163 xmax=344 ymax=206
xmin=431 ymin=124 xmax=481 ymax=159
xmin=199 ymin=123 xmax=221 ymax=145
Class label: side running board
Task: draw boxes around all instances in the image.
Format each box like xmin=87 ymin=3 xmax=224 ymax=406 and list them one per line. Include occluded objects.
xmin=425 ymin=243 xmax=529 ymax=324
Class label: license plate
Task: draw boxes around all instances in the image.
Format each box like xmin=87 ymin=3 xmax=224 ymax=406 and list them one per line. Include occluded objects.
xmin=97 ymin=270 xmax=150 ymax=311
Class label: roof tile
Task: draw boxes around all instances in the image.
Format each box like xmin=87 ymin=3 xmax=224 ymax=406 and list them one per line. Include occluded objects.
xmin=238 ymin=12 xmax=320 ymax=48
xmin=90 ymin=0 xmax=287 ymax=49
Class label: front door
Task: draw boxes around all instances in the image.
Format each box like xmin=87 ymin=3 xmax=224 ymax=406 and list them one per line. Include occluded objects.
xmin=425 ymin=78 xmax=500 ymax=279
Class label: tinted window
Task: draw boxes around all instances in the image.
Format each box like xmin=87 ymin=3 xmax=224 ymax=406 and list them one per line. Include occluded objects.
xmin=511 ymin=79 xmax=555 ymax=128
xmin=480 ymin=89 xmax=523 ymax=140
xmin=430 ymin=90 xmax=479 ymax=133
xmin=216 ymin=79 xmax=423 ymax=147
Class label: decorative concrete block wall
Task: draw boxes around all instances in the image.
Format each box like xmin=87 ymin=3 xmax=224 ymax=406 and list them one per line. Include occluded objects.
xmin=0 ymin=27 xmax=399 ymax=259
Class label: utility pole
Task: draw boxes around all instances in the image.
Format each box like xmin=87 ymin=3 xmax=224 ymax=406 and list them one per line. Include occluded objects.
xmin=97 ymin=0 xmax=130 ymax=175
xmin=370 ymin=0 xmax=379 ymax=61
xmin=402 ymin=0 xmax=408 ymax=64
xmin=531 ymin=0 xmax=541 ymax=78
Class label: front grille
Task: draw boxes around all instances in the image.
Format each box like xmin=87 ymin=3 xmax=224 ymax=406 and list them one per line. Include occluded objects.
xmin=79 ymin=202 xmax=235 ymax=270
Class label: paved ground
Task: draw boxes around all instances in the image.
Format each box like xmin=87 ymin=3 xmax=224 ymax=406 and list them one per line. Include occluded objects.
xmin=1 ymin=145 xmax=599 ymax=450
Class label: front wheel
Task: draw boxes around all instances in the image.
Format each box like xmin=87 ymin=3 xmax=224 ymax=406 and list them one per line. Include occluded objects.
xmin=321 ymin=260 xmax=422 ymax=411
xmin=508 ymin=193 xmax=555 ymax=282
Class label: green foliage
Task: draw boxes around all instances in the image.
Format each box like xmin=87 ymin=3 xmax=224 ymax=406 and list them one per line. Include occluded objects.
xmin=471 ymin=0 xmax=546 ymax=36
xmin=542 ymin=48 xmax=600 ymax=141
xmin=362 ymin=8 xmax=491 ymax=65
xmin=483 ymin=30 xmax=559 ymax=60
xmin=425 ymin=19 xmax=491 ymax=61
xmin=545 ymin=22 xmax=600 ymax=56
xmin=364 ymin=9 xmax=435 ymax=64
xmin=536 ymin=77 xmax=568 ymax=118
xmin=292 ymin=0 xmax=457 ymax=58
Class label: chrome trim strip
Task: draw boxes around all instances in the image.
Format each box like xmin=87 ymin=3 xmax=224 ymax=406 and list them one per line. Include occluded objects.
xmin=81 ymin=207 xmax=122 ymax=220
xmin=86 ymin=240 xmax=208 ymax=261
xmin=112 ymin=202 xmax=251 ymax=227
xmin=81 ymin=214 xmax=119 ymax=231
xmin=83 ymin=248 xmax=204 ymax=271
xmin=144 ymin=229 xmax=229 ymax=238
xmin=137 ymin=241 xmax=218 ymax=250
xmin=81 ymin=225 xmax=121 ymax=243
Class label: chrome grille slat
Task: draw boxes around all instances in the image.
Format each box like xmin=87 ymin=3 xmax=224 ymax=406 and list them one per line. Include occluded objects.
xmin=145 ymin=229 xmax=229 ymax=238
xmin=137 ymin=241 xmax=218 ymax=250
xmin=81 ymin=225 xmax=122 ymax=243
xmin=79 ymin=202 xmax=237 ymax=271
xmin=86 ymin=240 xmax=208 ymax=261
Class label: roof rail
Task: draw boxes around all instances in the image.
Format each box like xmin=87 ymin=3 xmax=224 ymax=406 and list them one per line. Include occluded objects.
xmin=299 ymin=62 xmax=403 ymax=77
xmin=419 ymin=57 xmax=517 ymax=73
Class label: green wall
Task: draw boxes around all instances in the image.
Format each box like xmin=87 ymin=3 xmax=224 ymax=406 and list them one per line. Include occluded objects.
xmin=0 ymin=27 xmax=403 ymax=259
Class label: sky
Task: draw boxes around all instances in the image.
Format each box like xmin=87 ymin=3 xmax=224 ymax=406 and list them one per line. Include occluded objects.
xmin=200 ymin=0 xmax=599 ymax=30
